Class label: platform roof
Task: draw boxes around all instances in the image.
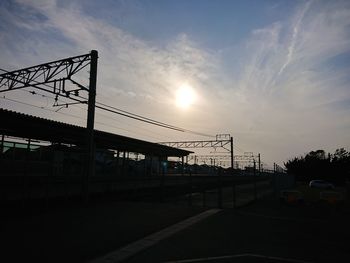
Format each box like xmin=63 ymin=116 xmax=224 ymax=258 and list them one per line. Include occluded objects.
xmin=0 ymin=109 xmax=192 ymax=157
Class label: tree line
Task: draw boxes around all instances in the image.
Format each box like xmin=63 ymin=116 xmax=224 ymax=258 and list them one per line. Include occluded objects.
xmin=284 ymin=148 xmax=350 ymax=185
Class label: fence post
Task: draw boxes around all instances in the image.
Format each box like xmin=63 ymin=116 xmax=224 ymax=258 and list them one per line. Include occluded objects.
xmin=202 ymin=183 xmax=206 ymax=207
xmin=160 ymin=158 xmax=164 ymax=203
xmin=232 ymin=170 xmax=236 ymax=208
xmin=0 ymin=134 xmax=4 ymax=157
xmin=181 ymin=156 xmax=185 ymax=176
xmin=273 ymin=163 xmax=278 ymax=198
xmin=218 ymin=168 xmax=222 ymax=208
xmin=188 ymin=171 xmax=192 ymax=206
xmin=254 ymin=160 xmax=257 ymax=201
xmin=46 ymin=145 xmax=54 ymax=210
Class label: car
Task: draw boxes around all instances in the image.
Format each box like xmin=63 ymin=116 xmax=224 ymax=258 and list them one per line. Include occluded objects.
xmin=280 ymin=190 xmax=304 ymax=205
xmin=309 ymin=180 xmax=335 ymax=189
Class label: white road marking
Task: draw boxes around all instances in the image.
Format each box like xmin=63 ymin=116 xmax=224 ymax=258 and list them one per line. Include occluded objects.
xmin=164 ymin=253 xmax=313 ymax=263
xmin=89 ymin=209 xmax=221 ymax=263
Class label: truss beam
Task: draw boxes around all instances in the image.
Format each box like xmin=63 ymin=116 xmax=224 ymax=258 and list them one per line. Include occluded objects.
xmin=188 ymin=154 xmax=258 ymax=160
xmin=160 ymin=135 xmax=235 ymax=169
xmin=159 ymin=139 xmax=231 ymax=150
xmin=0 ymin=53 xmax=91 ymax=100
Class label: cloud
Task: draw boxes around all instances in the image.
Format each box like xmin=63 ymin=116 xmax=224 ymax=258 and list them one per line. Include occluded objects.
xmin=0 ymin=0 xmax=218 ymax=135
xmin=213 ymin=0 xmax=350 ymax=163
xmin=0 ymin=0 xmax=349 ymax=166
xmin=278 ymin=0 xmax=313 ymax=75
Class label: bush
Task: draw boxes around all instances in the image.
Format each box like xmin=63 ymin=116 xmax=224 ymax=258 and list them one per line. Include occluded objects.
xmin=284 ymin=148 xmax=350 ymax=185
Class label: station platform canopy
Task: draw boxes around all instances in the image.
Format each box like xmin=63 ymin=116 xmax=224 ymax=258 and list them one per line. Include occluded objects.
xmin=0 ymin=108 xmax=192 ymax=157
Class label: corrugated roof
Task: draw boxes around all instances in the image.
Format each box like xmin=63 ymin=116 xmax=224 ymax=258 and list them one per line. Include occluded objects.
xmin=0 ymin=108 xmax=192 ymax=157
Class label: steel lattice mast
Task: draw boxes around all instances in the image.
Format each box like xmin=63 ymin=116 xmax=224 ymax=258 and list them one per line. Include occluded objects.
xmin=159 ymin=134 xmax=235 ymax=169
xmin=0 ymin=50 xmax=98 ymax=202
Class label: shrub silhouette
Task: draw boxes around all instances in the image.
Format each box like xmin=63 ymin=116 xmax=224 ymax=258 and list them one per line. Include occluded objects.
xmin=284 ymin=148 xmax=350 ymax=185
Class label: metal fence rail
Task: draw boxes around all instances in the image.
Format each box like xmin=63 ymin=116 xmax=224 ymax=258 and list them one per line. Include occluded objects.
xmin=0 ymin=171 xmax=294 ymax=210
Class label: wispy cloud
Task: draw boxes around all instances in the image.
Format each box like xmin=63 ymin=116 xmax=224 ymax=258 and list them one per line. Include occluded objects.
xmin=278 ymin=0 xmax=313 ymax=75
xmin=0 ymin=0 xmax=349 ymax=165
xmin=213 ymin=0 xmax=350 ymax=162
xmin=0 ymin=0 xmax=217 ymax=135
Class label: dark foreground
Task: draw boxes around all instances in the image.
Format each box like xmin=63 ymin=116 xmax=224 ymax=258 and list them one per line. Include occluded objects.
xmin=2 ymin=196 xmax=349 ymax=263
xmin=126 ymin=199 xmax=350 ymax=263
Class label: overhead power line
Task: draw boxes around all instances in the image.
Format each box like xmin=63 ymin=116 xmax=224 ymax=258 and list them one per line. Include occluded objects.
xmin=77 ymin=98 xmax=213 ymax=138
xmin=0 ymin=96 xmax=84 ymax=121
xmin=1 ymin=67 xmax=214 ymax=138
xmin=1 ymin=94 xmax=169 ymax=141
xmin=95 ymin=102 xmax=214 ymax=138
xmin=94 ymin=105 xmax=183 ymax=132
xmin=96 ymin=101 xmax=182 ymax=131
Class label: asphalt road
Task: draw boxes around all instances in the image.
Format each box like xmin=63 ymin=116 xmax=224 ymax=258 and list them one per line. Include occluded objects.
xmin=2 ymin=189 xmax=349 ymax=263
xmin=125 ymin=200 xmax=350 ymax=263
xmin=1 ymin=201 xmax=205 ymax=263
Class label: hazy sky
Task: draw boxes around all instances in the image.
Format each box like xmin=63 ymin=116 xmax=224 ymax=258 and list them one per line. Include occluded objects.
xmin=1 ymin=0 xmax=350 ymax=168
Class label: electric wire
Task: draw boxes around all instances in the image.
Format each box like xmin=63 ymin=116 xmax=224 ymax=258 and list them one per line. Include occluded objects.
xmin=0 ymin=96 xmax=85 ymax=121
xmin=95 ymin=100 xmax=214 ymax=137
xmin=14 ymin=88 xmax=176 ymax=141
xmin=1 ymin=94 xmax=174 ymax=143
xmin=97 ymin=105 xmax=214 ymax=137
xmin=233 ymin=145 xmax=246 ymax=154
xmin=2 ymin=83 xmax=233 ymax=153
xmin=94 ymin=108 xmax=174 ymax=141
xmin=76 ymin=92 xmax=214 ymax=137
xmin=95 ymin=104 xmax=184 ymax=132
xmin=1 ymin=67 xmax=214 ymax=137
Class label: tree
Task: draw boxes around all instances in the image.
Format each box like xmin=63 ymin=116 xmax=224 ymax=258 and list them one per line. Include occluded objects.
xmin=284 ymin=148 xmax=350 ymax=185
xmin=332 ymin=148 xmax=350 ymax=161
xmin=305 ymin=150 xmax=326 ymax=161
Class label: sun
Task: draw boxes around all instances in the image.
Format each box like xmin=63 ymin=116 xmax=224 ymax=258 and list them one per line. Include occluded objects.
xmin=175 ymin=84 xmax=196 ymax=109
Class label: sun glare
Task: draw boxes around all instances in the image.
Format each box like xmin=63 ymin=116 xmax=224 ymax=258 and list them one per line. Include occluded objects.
xmin=175 ymin=84 xmax=196 ymax=109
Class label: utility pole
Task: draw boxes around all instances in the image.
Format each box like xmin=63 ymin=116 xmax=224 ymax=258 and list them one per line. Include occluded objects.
xmin=85 ymin=50 xmax=98 ymax=203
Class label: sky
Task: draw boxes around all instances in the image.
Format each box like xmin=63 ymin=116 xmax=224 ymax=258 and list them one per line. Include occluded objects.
xmin=0 ymin=0 xmax=350 ymax=168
